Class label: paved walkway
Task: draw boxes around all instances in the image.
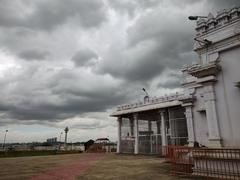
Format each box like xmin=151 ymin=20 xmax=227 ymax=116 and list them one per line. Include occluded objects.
xmin=31 ymin=153 xmax=105 ymax=180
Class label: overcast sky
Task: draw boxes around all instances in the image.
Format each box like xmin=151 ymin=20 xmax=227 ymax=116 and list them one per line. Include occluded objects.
xmin=0 ymin=0 xmax=239 ymax=143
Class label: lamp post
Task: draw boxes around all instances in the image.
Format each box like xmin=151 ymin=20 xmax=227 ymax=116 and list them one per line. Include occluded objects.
xmin=188 ymin=16 xmax=207 ymax=20
xmin=2 ymin=130 xmax=8 ymax=150
xmin=188 ymin=14 xmax=212 ymax=58
xmin=64 ymin=127 xmax=69 ymax=150
xmin=142 ymin=88 xmax=149 ymax=103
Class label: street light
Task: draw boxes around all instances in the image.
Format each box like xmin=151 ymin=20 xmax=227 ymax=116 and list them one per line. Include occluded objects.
xmin=188 ymin=15 xmax=212 ymax=47
xmin=142 ymin=88 xmax=149 ymax=103
xmin=142 ymin=88 xmax=149 ymax=96
xmin=2 ymin=130 xmax=8 ymax=150
xmin=188 ymin=16 xmax=207 ymax=20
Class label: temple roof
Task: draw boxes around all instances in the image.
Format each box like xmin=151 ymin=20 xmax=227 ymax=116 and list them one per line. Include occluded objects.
xmin=111 ymin=93 xmax=183 ymax=117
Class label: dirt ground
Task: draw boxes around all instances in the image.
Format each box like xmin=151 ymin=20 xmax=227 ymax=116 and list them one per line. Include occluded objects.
xmin=78 ymin=154 xmax=192 ymax=180
xmin=0 ymin=153 xmax=193 ymax=180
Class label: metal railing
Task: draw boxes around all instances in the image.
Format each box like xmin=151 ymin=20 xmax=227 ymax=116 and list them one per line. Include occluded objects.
xmin=165 ymin=146 xmax=193 ymax=176
xmin=165 ymin=146 xmax=240 ymax=179
xmin=193 ymin=148 xmax=240 ymax=180
xmin=139 ymin=134 xmax=162 ymax=155
xmin=120 ymin=139 xmax=134 ymax=153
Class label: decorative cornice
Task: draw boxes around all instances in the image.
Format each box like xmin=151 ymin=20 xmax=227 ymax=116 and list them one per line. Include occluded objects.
xmin=194 ymin=32 xmax=240 ymax=52
xmin=116 ymin=93 xmax=183 ymax=112
xmin=184 ymin=61 xmax=221 ymax=78
xmin=196 ymin=7 xmax=240 ymax=36
xmin=178 ymin=95 xmax=195 ymax=104
xmin=197 ymin=75 xmax=217 ymax=84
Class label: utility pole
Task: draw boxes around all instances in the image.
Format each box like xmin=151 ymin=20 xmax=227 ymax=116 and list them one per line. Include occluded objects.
xmin=64 ymin=127 xmax=69 ymax=150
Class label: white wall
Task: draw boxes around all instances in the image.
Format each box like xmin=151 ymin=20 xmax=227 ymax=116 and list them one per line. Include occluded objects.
xmin=215 ymin=47 xmax=240 ymax=147
xmin=192 ymin=87 xmax=209 ymax=146
xmin=191 ymin=46 xmax=240 ymax=147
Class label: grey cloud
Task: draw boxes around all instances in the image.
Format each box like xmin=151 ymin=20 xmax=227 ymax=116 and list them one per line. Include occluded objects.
xmin=209 ymin=0 xmax=240 ymax=9
xmin=108 ymin=0 xmax=240 ymax=18
xmin=0 ymin=1 xmax=27 ymax=28
xmin=169 ymin=0 xmax=200 ymax=8
xmin=157 ymin=72 xmax=182 ymax=89
xmin=108 ymin=0 xmax=161 ymax=16
xmin=0 ymin=0 xmax=239 ymax=131
xmin=0 ymin=0 xmax=107 ymax=31
xmin=138 ymin=0 xmax=162 ymax=8
xmin=18 ymin=49 xmax=49 ymax=61
xmin=71 ymin=49 xmax=98 ymax=67
xmin=97 ymin=8 xmax=196 ymax=82
xmin=0 ymin=0 xmax=107 ymax=62
xmin=0 ymin=66 xmax=129 ymax=122
xmin=108 ymin=0 xmax=138 ymax=17
xmin=168 ymin=0 xmax=240 ymax=9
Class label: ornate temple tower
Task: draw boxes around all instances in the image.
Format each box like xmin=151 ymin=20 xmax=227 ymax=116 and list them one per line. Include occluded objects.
xmin=182 ymin=7 xmax=240 ymax=148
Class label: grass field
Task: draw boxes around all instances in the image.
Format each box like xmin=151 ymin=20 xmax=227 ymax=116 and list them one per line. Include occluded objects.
xmin=0 ymin=153 xmax=87 ymax=180
xmin=78 ymin=154 xmax=191 ymax=180
xmin=0 ymin=153 xmax=193 ymax=180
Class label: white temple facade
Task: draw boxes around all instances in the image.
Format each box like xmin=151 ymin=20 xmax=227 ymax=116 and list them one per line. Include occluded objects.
xmin=111 ymin=7 xmax=240 ymax=154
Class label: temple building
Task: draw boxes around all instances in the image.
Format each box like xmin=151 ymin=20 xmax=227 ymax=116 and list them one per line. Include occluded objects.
xmin=111 ymin=7 xmax=240 ymax=154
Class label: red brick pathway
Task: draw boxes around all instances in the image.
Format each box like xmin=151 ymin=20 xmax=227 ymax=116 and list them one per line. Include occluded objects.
xmin=31 ymin=153 xmax=105 ymax=180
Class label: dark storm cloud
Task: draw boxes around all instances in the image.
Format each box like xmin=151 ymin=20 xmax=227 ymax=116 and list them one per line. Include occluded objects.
xmin=170 ymin=0 xmax=200 ymax=8
xmin=98 ymin=0 xmax=240 ymax=83
xmin=108 ymin=0 xmax=138 ymax=16
xmin=209 ymin=0 xmax=240 ymax=9
xmin=108 ymin=0 xmax=161 ymax=16
xmin=0 ymin=0 xmax=107 ymax=31
xmin=97 ymin=8 xmax=196 ymax=82
xmin=0 ymin=66 xmax=129 ymax=122
xmin=71 ymin=48 xmax=98 ymax=67
xmin=0 ymin=0 xmax=107 ymax=63
xmin=0 ymin=0 xmax=240 ymax=129
xmin=18 ymin=49 xmax=49 ymax=61
xmin=157 ymin=72 xmax=182 ymax=89
xmin=170 ymin=0 xmax=240 ymax=9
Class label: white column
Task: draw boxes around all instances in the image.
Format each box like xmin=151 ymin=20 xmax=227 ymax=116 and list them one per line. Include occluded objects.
xmin=133 ymin=113 xmax=139 ymax=154
xmin=204 ymin=83 xmax=222 ymax=147
xmin=117 ymin=117 xmax=122 ymax=153
xmin=160 ymin=110 xmax=167 ymax=146
xmin=184 ymin=104 xmax=195 ymax=146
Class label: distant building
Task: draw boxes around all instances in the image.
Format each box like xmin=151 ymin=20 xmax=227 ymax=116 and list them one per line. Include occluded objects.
xmin=111 ymin=7 xmax=240 ymax=154
xmin=46 ymin=137 xmax=57 ymax=144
